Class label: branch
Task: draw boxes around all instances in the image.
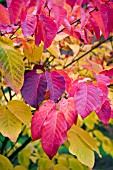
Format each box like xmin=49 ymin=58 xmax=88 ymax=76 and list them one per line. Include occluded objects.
xmin=1 ymin=86 xmax=8 ymax=102
xmin=8 ymin=137 xmax=31 ymax=161
xmin=64 ymin=36 xmax=113 ymax=68
xmin=9 ymin=26 xmax=20 ymax=39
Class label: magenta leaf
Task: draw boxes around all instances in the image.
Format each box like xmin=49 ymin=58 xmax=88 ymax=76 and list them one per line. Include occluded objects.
xmin=45 ymin=70 xmax=65 ymax=102
xmin=66 ymin=0 xmax=75 ymax=8
xmin=8 ymin=0 xmax=23 ymax=23
xmin=94 ymin=73 xmax=110 ymax=86
xmin=21 ymin=70 xmax=47 ymax=108
xmin=100 ymin=68 xmax=113 ymax=77
xmin=41 ymin=110 xmax=67 ymax=159
xmin=21 ymin=13 xmax=37 ymax=36
xmin=97 ymin=82 xmax=108 ymax=104
xmin=58 ymin=97 xmax=78 ymax=130
xmin=96 ymin=100 xmax=111 ymax=125
xmin=74 ymin=83 xmax=103 ymax=118
xmin=31 ymin=100 xmax=56 ymax=141
xmin=35 ymin=14 xmax=58 ymax=48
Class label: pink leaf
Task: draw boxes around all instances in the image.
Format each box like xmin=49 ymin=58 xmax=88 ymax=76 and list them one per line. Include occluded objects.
xmin=45 ymin=71 xmax=65 ymax=102
xmin=56 ymin=70 xmax=72 ymax=92
xmin=8 ymin=0 xmax=23 ymax=23
xmin=74 ymin=83 xmax=103 ymax=118
xmin=21 ymin=70 xmax=47 ymax=108
xmin=31 ymin=100 xmax=56 ymax=141
xmin=97 ymin=82 xmax=108 ymax=104
xmin=89 ymin=16 xmax=100 ymax=39
xmin=0 ymin=4 xmax=10 ymax=25
xmin=58 ymin=98 xmax=78 ymax=130
xmin=41 ymin=110 xmax=67 ymax=159
xmin=96 ymin=100 xmax=111 ymax=125
xmin=51 ymin=4 xmax=67 ymax=28
xmin=35 ymin=14 xmax=58 ymax=48
xmin=94 ymin=73 xmax=110 ymax=86
xmin=21 ymin=13 xmax=37 ymax=36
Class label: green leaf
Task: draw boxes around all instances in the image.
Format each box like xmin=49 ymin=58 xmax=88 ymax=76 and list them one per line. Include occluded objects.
xmin=38 ymin=158 xmax=54 ymax=170
xmin=0 ymin=106 xmax=22 ymax=142
xmin=0 ymin=154 xmax=13 ymax=170
xmin=0 ymin=39 xmax=24 ymax=93
xmin=54 ymin=165 xmax=69 ymax=170
xmin=72 ymin=125 xmax=101 ymax=157
xmin=67 ymin=129 xmax=95 ymax=168
xmin=7 ymin=100 xmax=32 ymax=125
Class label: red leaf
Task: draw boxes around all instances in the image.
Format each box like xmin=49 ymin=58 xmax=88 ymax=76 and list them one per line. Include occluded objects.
xmin=45 ymin=71 xmax=65 ymax=102
xmin=41 ymin=110 xmax=67 ymax=159
xmin=66 ymin=0 xmax=75 ymax=8
xmin=21 ymin=13 xmax=37 ymax=36
xmin=100 ymin=68 xmax=113 ymax=77
xmin=0 ymin=4 xmax=10 ymax=25
xmin=96 ymin=100 xmax=111 ymax=125
xmin=31 ymin=100 xmax=56 ymax=141
xmin=35 ymin=14 xmax=58 ymax=48
xmin=97 ymin=82 xmax=108 ymax=104
xmin=58 ymin=98 xmax=78 ymax=130
xmin=74 ymin=83 xmax=103 ymax=118
xmin=89 ymin=16 xmax=100 ymax=39
xmin=21 ymin=70 xmax=47 ymax=108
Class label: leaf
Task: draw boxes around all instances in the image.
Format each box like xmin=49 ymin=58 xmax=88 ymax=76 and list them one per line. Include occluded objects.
xmin=21 ymin=13 xmax=37 ymax=37
xmin=72 ymin=125 xmax=101 ymax=157
xmin=13 ymin=166 xmax=27 ymax=170
xmin=58 ymin=97 xmax=78 ymax=130
xmin=0 ymin=106 xmax=22 ymax=142
xmin=68 ymin=129 xmax=95 ymax=168
xmin=45 ymin=70 xmax=65 ymax=102
xmin=47 ymin=42 xmax=60 ymax=58
xmin=94 ymin=73 xmax=110 ymax=86
xmin=23 ymin=42 xmax=43 ymax=62
xmin=0 ymin=154 xmax=13 ymax=170
xmin=66 ymin=0 xmax=75 ymax=8
xmin=31 ymin=100 xmax=56 ymax=141
xmin=96 ymin=100 xmax=111 ymax=125
xmin=41 ymin=110 xmax=67 ymax=159
xmin=7 ymin=100 xmax=32 ymax=125
xmin=74 ymin=83 xmax=103 ymax=118
xmin=54 ymin=165 xmax=68 ymax=170
xmin=35 ymin=14 xmax=58 ymax=48
xmin=0 ymin=42 xmax=24 ymax=93
xmin=21 ymin=70 xmax=47 ymax=108
xmin=0 ymin=4 xmax=10 ymax=25
xmin=8 ymin=0 xmax=23 ymax=23
xmin=100 ymin=68 xmax=113 ymax=77
xmin=69 ymin=158 xmax=88 ymax=170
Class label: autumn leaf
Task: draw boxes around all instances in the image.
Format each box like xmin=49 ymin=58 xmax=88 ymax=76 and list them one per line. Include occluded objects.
xmin=0 ymin=154 xmax=13 ymax=170
xmin=0 ymin=40 xmax=24 ymax=93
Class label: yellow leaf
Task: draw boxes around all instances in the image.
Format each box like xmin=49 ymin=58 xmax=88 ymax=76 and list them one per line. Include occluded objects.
xmin=7 ymin=100 xmax=32 ymax=125
xmin=23 ymin=42 xmax=43 ymax=62
xmin=38 ymin=158 xmax=54 ymax=170
xmin=68 ymin=129 xmax=95 ymax=168
xmin=0 ymin=40 xmax=24 ymax=93
xmin=69 ymin=158 xmax=89 ymax=170
xmin=47 ymin=42 xmax=60 ymax=58
xmin=72 ymin=125 xmax=101 ymax=157
xmin=0 ymin=106 xmax=22 ymax=142
xmin=13 ymin=166 xmax=27 ymax=170
xmin=0 ymin=154 xmax=13 ymax=170
xmin=54 ymin=165 xmax=69 ymax=170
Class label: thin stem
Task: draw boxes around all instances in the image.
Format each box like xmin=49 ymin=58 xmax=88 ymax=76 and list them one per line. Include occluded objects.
xmin=64 ymin=36 xmax=113 ymax=68
xmin=1 ymin=87 xmax=8 ymax=102
xmin=8 ymin=137 xmax=31 ymax=161
xmin=9 ymin=26 xmax=20 ymax=39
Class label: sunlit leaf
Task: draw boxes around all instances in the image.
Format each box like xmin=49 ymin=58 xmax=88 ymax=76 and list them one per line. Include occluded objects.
xmin=68 ymin=129 xmax=95 ymax=168
xmin=13 ymin=166 xmax=27 ymax=170
xmin=0 ymin=42 xmax=24 ymax=93
xmin=0 ymin=106 xmax=22 ymax=142
xmin=0 ymin=154 xmax=13 ymax=170
xmin=7 ymin=100 xmax=32 ymax=125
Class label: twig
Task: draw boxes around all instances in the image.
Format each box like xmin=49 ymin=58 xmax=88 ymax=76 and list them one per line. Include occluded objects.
xmin=9 ymin=26 xmax=20 ymax=39
xmin=1 ymin=87 xmax=8 ymax=102
xmin=64 ymin=36 xmax=113 ymax=68
xmin=8 ymin=137 xmax=31 ymax=161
